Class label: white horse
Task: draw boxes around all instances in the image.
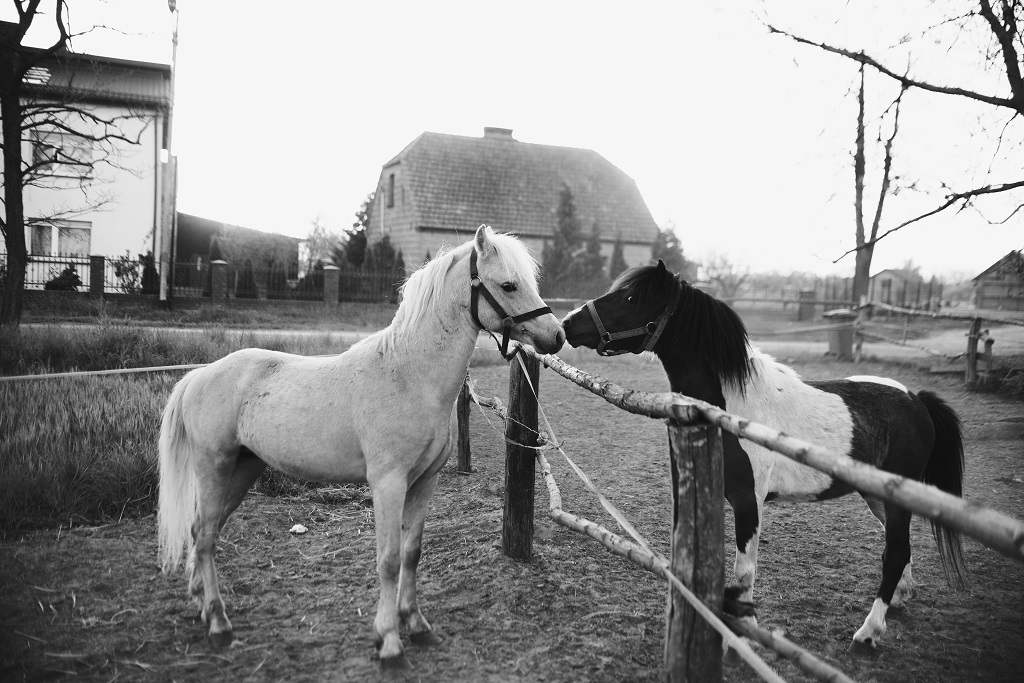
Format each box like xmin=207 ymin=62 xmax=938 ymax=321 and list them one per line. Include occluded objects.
xmin=157 ymin=225 xmax=564 ymax=670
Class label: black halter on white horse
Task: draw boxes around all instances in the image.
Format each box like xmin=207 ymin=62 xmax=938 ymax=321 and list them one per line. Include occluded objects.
xmin=583 ymin=276 xmax=681 ymax=356
xmin=469 ymin=249 xmax=552 ymax=359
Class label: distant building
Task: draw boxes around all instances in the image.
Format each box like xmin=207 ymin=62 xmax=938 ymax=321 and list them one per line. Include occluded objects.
xmin=18 ymin=46 xmax=173 ymax=266
xmin=173 ymin=212 xmax=301 ymax=299
xmin=868 ymin=268 xmax=927 ymax=306
xmin=366 ymin=127 xmax=659 ymax=269
xmin=973 ymin=250 xmax=1024 ymax=311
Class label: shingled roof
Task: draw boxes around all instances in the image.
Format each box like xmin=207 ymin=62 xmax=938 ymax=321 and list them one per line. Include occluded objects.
xmin=20 ymin=48 xmax=172 ymax=110
xmin=383 ymin=129 xmax=658 ymax=244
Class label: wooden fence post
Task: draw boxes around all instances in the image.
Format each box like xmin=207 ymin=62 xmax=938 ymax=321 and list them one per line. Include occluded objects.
xmin=983 ymin=337 xmax=995 ymax=381
xmin=457 ymin=377 xmax=472 ymax=473
xmin=503 ymin=352 xmax=539 ymax=560
xmin=966 ymin=317 xmax=982 ymax=383
xmin=665 ymin=421 xmax=724 ymax=683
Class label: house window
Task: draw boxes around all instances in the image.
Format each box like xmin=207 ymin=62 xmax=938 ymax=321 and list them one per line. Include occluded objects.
xmin=30 ymin=220 xmax=92 ymax=256
xmin=32 ymin=129 xmax=94 ymax=177
xmin=387 ymin=173 xmax=395 ymax=208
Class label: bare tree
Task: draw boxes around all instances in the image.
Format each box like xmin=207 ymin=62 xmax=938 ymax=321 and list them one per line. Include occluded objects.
xmin=851 ymin=64 xmax=908 ymax=303
xmin=768 ymin=0 xmax=1024 ymax=259
xmin=1 ymin=1 xmax=152 ymax=328
xmin=700 ymin=252 xmax=749 ymax=302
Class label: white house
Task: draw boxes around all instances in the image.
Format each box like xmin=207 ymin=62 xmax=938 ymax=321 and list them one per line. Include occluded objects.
xmin=18 ymin=48 xmax=173 ymax=291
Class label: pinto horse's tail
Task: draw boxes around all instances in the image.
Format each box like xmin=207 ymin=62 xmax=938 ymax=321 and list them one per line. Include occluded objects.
xmin=157 ymin=369 xmax=201 ymax=574
xmin=918 ymin=390 xmax=970 ymax=590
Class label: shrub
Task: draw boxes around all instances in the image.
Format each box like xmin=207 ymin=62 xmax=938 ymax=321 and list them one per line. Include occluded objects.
xmin=44 ymin=264 xmax=83 ymax=291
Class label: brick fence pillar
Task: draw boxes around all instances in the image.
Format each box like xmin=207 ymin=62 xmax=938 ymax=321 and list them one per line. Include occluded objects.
xmin=89 ymin=255 xmax=105 ymax=295
xmin=210 ymin=260 xmax=228 ymax=301
xmin=323 ymin=264 xmax=340 ymax=304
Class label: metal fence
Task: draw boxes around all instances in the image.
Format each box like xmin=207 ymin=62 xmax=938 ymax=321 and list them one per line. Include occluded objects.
xmin=21 ymin=253 xmax=93 ymax=290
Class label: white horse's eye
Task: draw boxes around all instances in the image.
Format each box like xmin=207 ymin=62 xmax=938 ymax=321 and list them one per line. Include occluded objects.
xmin=501 ymin=282 xmax=517 ymax=292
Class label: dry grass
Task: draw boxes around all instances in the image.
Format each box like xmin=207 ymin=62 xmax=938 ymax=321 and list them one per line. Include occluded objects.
xmin=0 ymin=325 xmax=362 ymax=533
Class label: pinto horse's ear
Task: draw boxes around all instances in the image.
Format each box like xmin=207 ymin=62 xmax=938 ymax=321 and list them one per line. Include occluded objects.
xmin=474 ymin=224 xmax=494 ymax=256
xmin=656 ymin=259 xmax=667 ymax=274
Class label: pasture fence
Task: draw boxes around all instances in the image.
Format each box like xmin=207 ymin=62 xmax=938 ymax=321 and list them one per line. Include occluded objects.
xmin=863 ymin=302 xmax=1024 ymax=383
xmin=463 ymin=342 xmax=1024 ymax=682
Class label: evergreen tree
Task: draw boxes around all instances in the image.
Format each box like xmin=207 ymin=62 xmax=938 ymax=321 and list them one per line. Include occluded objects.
xmin=608 ymin=232 xmax=628 ymax=280
xmin=353 ymin=192 xmax=374 ymax=231
xmin=581 ymin=221 xmax=607 ymax=280
xmin=651 ymin=224 xmax=697 ymax=280
xmin=541 ymin=184 xmax=584 ymax=295
xmin=342 ymin=229 xmax=368 ymax=269
xmin=371 ymin=235 xmax=398 ymax=271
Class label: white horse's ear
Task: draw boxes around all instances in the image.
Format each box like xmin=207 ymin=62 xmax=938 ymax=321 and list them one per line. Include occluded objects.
xmin=474 ymin=224 xmax=493 ymax=255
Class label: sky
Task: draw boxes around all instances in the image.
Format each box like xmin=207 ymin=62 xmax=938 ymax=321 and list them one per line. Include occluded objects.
xmin=10 ymin=0 xmax=1023 ymax=279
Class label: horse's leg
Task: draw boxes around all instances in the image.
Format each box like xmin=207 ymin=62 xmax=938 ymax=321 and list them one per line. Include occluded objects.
xmin=725 ymin=438 xmax=761 ymax=606
xmin=191 ymin=447 xmax=265 ymax=648
xmin=189 ymin=449 xmax=267 ymax=603
xmin=861 ymin=494 xmax=915 ymax=606
xmin=370 ymin=473 xmax=410 ymax=670
xmin=398 ymin=472 xmax=442 ymax=646
xmin=852 ymin=502 xmax=913 ymax=650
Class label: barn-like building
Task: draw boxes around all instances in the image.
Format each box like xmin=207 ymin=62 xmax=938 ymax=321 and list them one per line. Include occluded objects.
xmin=366 ymin=127 xmax=659 ymax=269
xmin=973 ymin=250 xmax=1024 ymax=311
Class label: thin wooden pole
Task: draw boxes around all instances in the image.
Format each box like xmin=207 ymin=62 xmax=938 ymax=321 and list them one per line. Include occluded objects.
xmin=983 ymin=338 xmax=995 ymax=380
xmin=966 ymin=317 xmax=982 ymax=383
xmin=456 ymin=377 xmax=472 ymax=473
xmin=503 ymin=351 xmax=539 ymax=560
xmin=665 ymin=421 xmax=724 ymax=683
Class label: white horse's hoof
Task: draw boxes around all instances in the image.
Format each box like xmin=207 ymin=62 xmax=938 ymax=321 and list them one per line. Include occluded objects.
xmin=380 ymin=652 xmax=411 ymax=671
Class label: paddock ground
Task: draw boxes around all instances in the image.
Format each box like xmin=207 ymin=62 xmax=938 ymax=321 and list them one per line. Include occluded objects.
xmin=1 ymin=351 xmax=1022 ymax=682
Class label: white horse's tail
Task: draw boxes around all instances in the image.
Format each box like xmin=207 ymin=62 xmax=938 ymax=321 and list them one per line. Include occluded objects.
xmin=157 ymin=370 xmax=200 ymax=574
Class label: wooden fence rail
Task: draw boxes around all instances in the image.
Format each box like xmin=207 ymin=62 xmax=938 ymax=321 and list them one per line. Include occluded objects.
xmin=470 ymin=343 xmax=1024 ymax=681
xmin=526 ymin=347 xmax=1024 ymax=564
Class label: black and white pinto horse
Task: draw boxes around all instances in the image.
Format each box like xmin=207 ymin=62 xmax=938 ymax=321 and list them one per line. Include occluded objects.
xmin=562 ymin=261 xmax=969 ymax=649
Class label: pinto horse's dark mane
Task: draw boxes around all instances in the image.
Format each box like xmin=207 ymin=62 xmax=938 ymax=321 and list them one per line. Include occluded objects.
xmin=611 ymin=265 xmax=753 ymax=390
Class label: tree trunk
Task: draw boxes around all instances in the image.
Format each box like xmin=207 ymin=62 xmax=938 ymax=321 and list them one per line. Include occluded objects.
xmin=0 ymin=51 xmax=27 ymax=329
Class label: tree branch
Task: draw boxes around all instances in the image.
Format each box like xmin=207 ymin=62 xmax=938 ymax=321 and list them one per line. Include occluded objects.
xmin=978 ymin=0 xmax=1024 ymax=108
xmin=833 ymin=179 xmax=1024 ymax=263
xmin=767 ymin=22 xmax=1024 ymax=115
xmin=868 ymin=83 xmax=908 ymax=243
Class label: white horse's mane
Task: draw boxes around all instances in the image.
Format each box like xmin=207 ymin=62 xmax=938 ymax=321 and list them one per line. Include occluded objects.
xmin=363 ymin=228 xmax=540 ymax=353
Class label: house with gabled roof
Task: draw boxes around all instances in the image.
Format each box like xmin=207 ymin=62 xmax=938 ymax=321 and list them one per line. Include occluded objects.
xmin=366 ymin=127 xmax=659 ymax=270
xmin=973 ymin=250 xmax=1024 ymax=311
xmin=868 ymin=268 xmax=927 ymax=306
xmin=15 ymin=44 xmax=174 ymax=291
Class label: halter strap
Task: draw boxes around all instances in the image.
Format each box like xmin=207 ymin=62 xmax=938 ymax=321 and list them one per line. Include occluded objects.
xmin=586 ymin=280 xmax=680 ymax=356
xmin=469 ymin=250 xmax=552 ymax=360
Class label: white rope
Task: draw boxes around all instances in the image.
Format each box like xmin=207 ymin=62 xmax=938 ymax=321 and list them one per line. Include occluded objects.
xmin=510 ymin=350 xmax=787 ymax=683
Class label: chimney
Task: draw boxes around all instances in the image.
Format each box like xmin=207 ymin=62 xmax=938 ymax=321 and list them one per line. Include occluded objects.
xmin=483 ymin=127 xmax=515 ymax=141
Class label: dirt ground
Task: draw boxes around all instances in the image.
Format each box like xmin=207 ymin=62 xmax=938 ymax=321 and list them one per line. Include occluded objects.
xmin=1 ymin=351 xmax=1022 ymax=682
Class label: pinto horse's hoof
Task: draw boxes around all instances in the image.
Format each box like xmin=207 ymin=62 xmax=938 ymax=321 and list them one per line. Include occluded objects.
xmin=409 ymin=630 xmax=444 ymax=647
xmin=380 ymin=653 xmax=412 ymax=672
xmin=208 ymin=628 xmax=234 ymax=649
xmin=848 ymin=638 xmax=878 ymax=656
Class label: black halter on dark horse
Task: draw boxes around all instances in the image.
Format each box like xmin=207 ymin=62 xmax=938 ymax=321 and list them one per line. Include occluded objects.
xmin=562 ymin=260 xmax=969 ymax=651
xmin=572 ymin=259 xmax=753 ymax=398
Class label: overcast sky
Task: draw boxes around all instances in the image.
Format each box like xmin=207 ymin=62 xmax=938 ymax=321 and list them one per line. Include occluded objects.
xmin=11 ymin=0 xmax=1023 ymax=279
